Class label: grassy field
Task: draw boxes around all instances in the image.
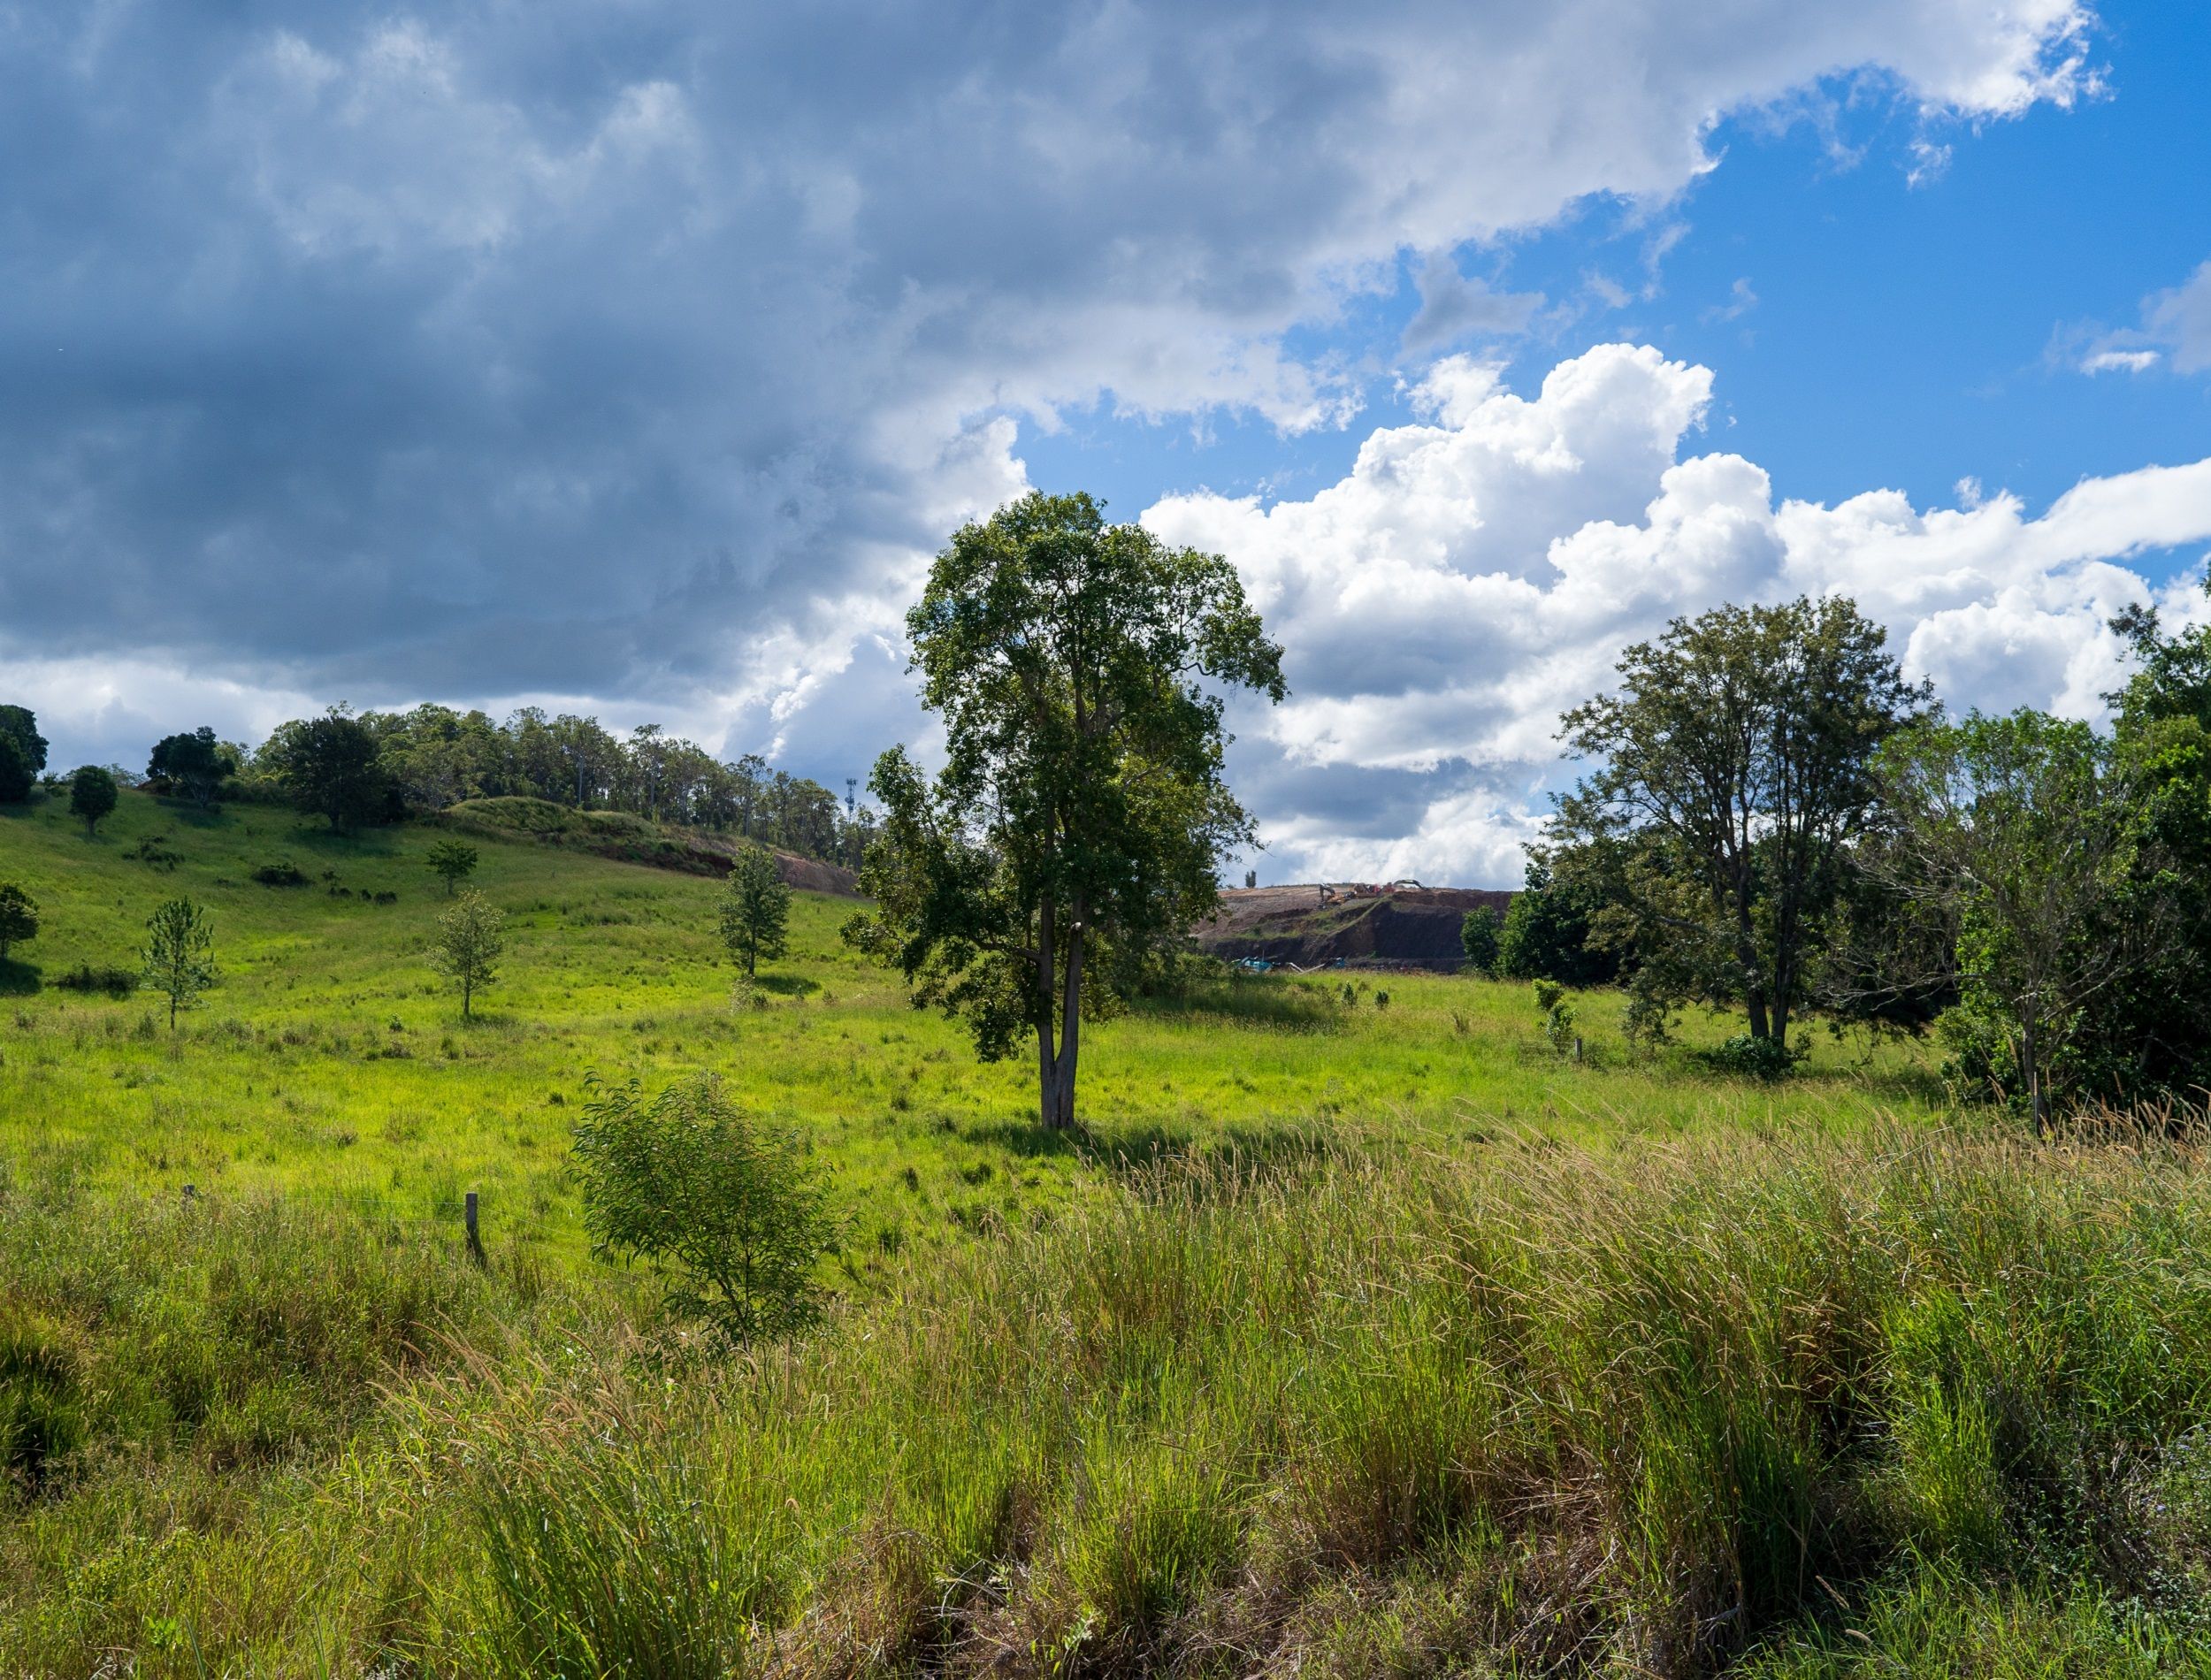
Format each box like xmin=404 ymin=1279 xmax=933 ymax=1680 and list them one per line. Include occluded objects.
xmin=10 ymin=788 xmax=2210 ymax=1675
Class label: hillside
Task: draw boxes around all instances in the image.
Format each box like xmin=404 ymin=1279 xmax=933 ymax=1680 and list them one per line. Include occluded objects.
xmin=11 ymin=788 xmax=2205 ymax=1677
xmin=1197 ymin=882 xmax=1515 ymax=968
xmin=440 ymin=795 xmax=860 ymax=892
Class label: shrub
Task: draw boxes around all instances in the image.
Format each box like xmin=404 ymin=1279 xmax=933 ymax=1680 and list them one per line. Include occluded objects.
xmin=250 ymin=859 xmax=308 ymax=887
xmin=570 ymin=1073 xmax=838 ymax=1343
xmin=51 ymin=964 xmax=139 ymax=997
xmin=0 ymin=883 xmax=35 ymax=961
xmin=1702 ymin=1033 xmax=1807 ymax=1082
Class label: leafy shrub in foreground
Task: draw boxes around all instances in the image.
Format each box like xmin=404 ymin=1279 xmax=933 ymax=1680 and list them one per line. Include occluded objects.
xmin=1701 ymin=1032 xmax=1808 ymax=1082
xmin=570 ymin=1073 xmax=838 ymax=1344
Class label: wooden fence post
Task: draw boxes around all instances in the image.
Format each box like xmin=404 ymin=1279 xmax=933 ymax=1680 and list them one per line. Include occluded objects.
xmin=464 ymin=1190 xmax=485 ymax=1264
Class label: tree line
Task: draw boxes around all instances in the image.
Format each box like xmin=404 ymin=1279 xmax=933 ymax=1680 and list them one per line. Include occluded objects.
xmin=1464 ymin=592 xmax=2211 ymax=1126
xmin=0 ymin=703 xmax=877 ymax=868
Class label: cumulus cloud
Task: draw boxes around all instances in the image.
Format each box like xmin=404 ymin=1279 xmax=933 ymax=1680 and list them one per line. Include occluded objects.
xmin=1146 ymin=343 xmax=2211 ymax=886
xmin=0 ymin=0 xmax=2096 ymax=781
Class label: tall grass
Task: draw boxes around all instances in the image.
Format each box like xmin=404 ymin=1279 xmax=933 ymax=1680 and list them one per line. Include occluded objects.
xmin=391 ymin=1121 xmax=2211 ymax=1677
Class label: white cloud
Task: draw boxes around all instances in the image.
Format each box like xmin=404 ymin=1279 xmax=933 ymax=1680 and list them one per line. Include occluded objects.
xmin=1147 ymin=342 xmax=2211 ymax=885
xmin=0 ymin=0 xmax=2100 ymax=782
xmin=2069 ymin=257 xmax=2211 ymax=378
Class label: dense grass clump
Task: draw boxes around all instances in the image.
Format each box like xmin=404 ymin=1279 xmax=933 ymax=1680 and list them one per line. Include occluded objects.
xmin=388 ymin=1124 xmax=2211 ymax=1678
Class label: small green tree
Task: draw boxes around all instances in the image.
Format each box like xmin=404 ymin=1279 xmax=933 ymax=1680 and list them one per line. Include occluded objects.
xmin=0 ymin=706 xmax=47 ymax=780
xmin=1460 ymin=905 xmax=1501 ymax=974
xmin=69 ymin=766 xmax=118 ymax=837
xmin=264 ymin=709 xmax=389 ymax=831
xmin=0 ymin=883 xmax=37 ymax=960
xmin=425 ymin=838 xmax=479 ymax=897
xmin=570 ymin=1072 xmax=837 ymax=1342
xmin=431 ymin=890 xmax=505 ymax=1020
xmin=719 ymin=844 xmax=792 ymax=979
xmin=142 ymin=897 xmax=215 ymax=1030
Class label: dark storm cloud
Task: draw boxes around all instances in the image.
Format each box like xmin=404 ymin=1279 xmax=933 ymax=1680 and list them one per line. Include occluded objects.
xmin=0 ymin=1 xmax=2095 ymax=859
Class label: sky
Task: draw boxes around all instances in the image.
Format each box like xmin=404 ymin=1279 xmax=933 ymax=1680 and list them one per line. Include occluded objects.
xmin=2 ymin=1 xmax=2207 ymax=886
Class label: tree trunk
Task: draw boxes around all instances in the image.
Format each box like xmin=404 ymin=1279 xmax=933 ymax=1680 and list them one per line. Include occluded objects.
xmin=2021 ymin=1013 xmax=2046 ymax=1136
xmin=1054 ymin=921 xmax=1084 ymax=1133
xmin=1747 ymin=988 xmax=1771 ymax=1041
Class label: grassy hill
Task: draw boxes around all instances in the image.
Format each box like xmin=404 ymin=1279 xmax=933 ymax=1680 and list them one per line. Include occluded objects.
xmin=4 ymin=789 xmax=2210 ymax=1675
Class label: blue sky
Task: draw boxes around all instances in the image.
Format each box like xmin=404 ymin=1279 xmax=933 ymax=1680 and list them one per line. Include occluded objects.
xmin=2 ymin=1 xmax=2207 ymax=883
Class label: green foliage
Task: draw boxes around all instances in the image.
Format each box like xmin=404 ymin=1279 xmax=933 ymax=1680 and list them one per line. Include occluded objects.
xmin=67 ymin=765 xmax=118 ymax=836
xmin=141 ymin=897 xmax=214 ymax=1029
xmin=260 ymin=708 xmax=392 ymax=831
xmin=0 ymin=704 xmax=46 ymax=783
xmin=50 ymin=963 xmax=139 ymax=996
xmin=1532 ymin=979 xmax=1578 ymax=1056
xmin=570 ymin=1072 xmax=837 ymax=1343
xmin=431 ymin=889 xmax=505 ymax=1020
xmin=1550 ymin=595 xmax=1930 ymax=1045
xmin=249 ymin=859 xmax=308 ymax=887
xmin=1458 ymin=905 xmax=1499 ymax=974
xmin=1494 ymin=857 xmax=1617 ymax=986
xmin=425 ymin=837 xmax=479 ymax=895
xmin=0 ymin=882 xmax=35 ymax=960
xmin=847 ymin=491 xmax=1285 ymax=1131
xmin=718 ymin=843 xmax=791 ymax=978
xmin=1702 ymin=1032 xmax=1807 ymax=1082
xmin=0 ymin=731 xmax=31 ymax=804
xmin=146 ymin=726 xmax=236 ymax=807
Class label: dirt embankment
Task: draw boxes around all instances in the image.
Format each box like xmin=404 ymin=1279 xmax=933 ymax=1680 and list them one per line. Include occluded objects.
xmin=1197 ymin=884 xmax=1513 ymax=970
xmin=440 ymin=798 xmax=861 ymax=894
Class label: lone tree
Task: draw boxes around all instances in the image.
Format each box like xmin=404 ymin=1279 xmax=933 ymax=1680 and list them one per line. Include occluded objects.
xmin=845 ymin=491 xmax=1285 ymax=1131
xmin=264 ymin=709 xmax=388 ymax=831
xmin=425 ymin=838 xmax=479 ymax=896
xmin=142 ymin=897 xmax=215 ymax=1030
xmin=148 ymin=728 xmax=237 ymax=809
xmin=719 ymin=844 xmax=792 ymax=979
xmin=1549 ymin=596 xmax=1930 ymax=1048
xmin=570 ymin=1072 xmax=837 ymax=1343
xmin=432 ymin=890 xmax=505 ymax=1020
xmin=69 ymin=766 xmax=118 ymax=837
xmin=1460 ymin=905 xmax=1501 ymax=974
xmin=0 ymin=883 xmax=37 ymax=960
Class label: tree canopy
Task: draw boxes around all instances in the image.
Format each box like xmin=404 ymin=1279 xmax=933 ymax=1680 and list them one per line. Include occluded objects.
xmin=1549 ymin=596 xmax=1929 ymax=1047
xmin=846 ymin=491 xmax=1284 ymax=1131
xmin=148 ymin=728 xmax=237 ymax=808
xmin=69 ymin=766 xmax=118 ymax=836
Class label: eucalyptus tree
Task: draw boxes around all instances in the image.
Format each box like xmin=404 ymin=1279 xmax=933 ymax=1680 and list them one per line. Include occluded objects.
xmin=1549 ymin=595 xmax=1930 ymax=1048
xmin=846 ymin=492 xmax=1284 ymax=1132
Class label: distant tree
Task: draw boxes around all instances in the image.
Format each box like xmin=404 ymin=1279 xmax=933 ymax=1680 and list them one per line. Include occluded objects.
xmin=1549 ymin=596 xmax=1930 ymax=1048
xmin=0 ymin=732 xmax=33 ymax=804
xmin=570 ymin=1072 xmax=838 ymax=1343
xmin=431 ymin=890 xmax=505 ymax=1020
xmin=1860 ymin=712 xmax=2177 ymax=1133
xmin=1459 ymin=905 xmax=1501 ymax=974
xmin=142 ymin=897 xmax=215 ymax=1030
xmin=426 ymin=838 xmax=480 ymax=897
xmin=719 ymin=844 xmax=792 ymax=979
xmin=147 ymin=727 xmax=237 ymax=809
xmin=0 ymin=706 xmax=47 ymax=779
xmin=264 ymin=710 xmax=389 ymax=831
xmin=1495 ymin=858 xmax=1618 ymax=987
xmin=845 ymin=491 xmax=1285 ymax=1131
xmin=0 ymin=883 xmax=36 ymax=960
xmin=69 ymin=766 xmax=118 ymax=837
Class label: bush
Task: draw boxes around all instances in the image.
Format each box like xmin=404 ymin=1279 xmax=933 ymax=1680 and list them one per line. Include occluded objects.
xmin=250 ymin=859 xmax=309 ymax=887
xmin=51 ymin=964 xmax=139 ymax=997
xmin=570 ymin=1073 xmax=839 ymax=1343
xmin=1701 ymin=1032 xmax=1808 ymax=1082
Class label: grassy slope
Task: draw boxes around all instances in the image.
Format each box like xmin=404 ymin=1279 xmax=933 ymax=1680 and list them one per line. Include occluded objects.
xmin=19 ymin=791 xmax=2202 ymax=1675
xmin=0 ymin=789 xmax=1938 ymax=1263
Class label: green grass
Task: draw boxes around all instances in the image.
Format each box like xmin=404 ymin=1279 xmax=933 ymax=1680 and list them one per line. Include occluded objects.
xmin=14 ymin=787 xmax=2200 ymax=1676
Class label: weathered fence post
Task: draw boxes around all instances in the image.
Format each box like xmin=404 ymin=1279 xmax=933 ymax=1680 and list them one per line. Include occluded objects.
xmin=464 ymin=1189 xmax=485 ymax=1264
